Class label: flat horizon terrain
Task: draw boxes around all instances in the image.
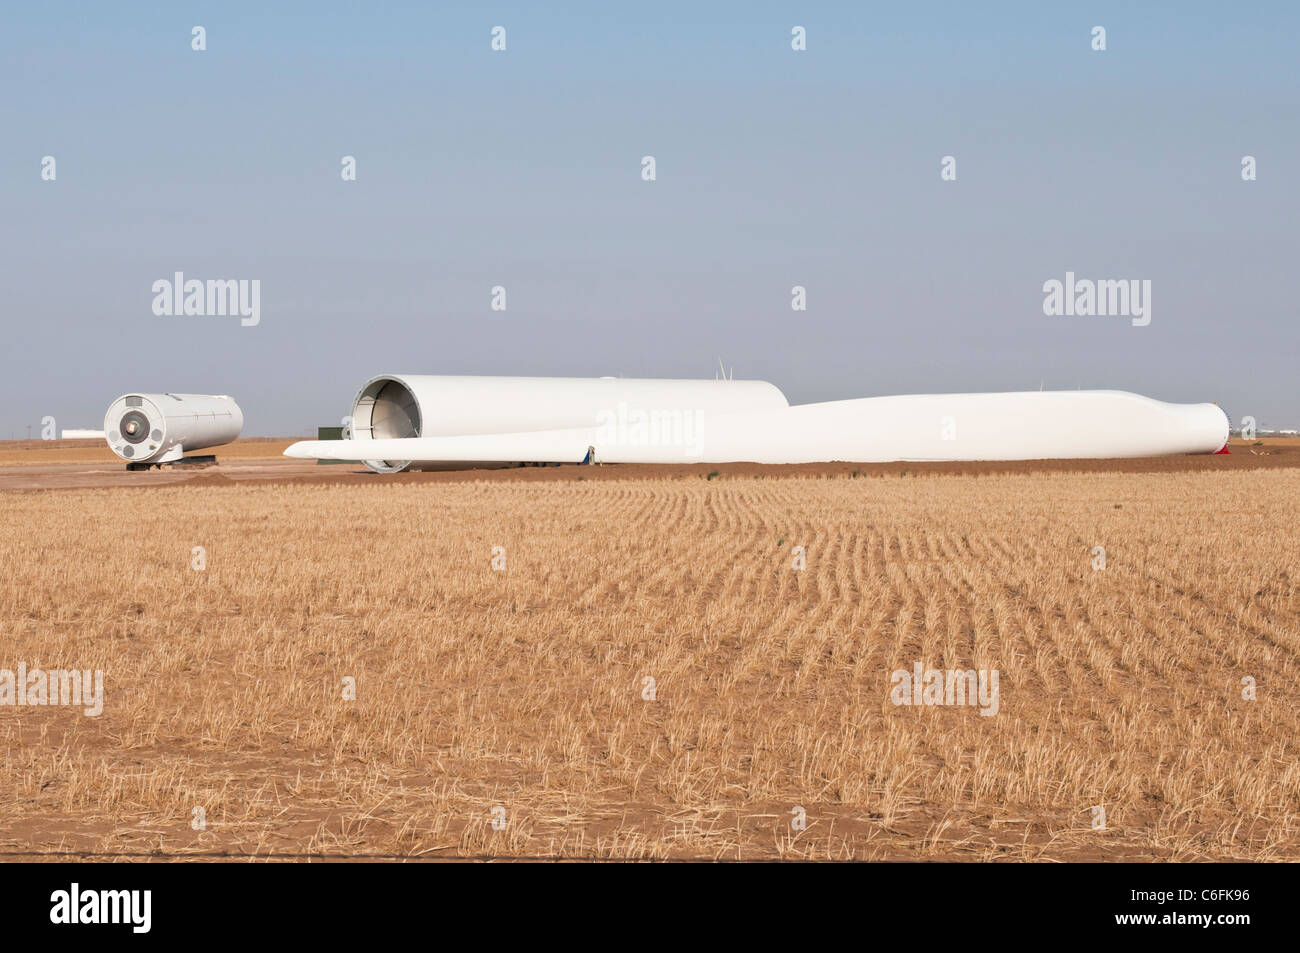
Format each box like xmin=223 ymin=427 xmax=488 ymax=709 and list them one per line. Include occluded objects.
xmin=1 ymin=458 xmax=1296 ymax=860
xmin=0 ymin=436 xmax=1297 ymax=492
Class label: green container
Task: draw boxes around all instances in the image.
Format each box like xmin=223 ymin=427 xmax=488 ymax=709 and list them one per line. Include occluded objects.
xmin=315 ymin=427 xmax=350 ymax=465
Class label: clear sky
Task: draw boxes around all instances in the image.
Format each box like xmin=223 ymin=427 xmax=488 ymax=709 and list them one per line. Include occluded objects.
xmin=2 ymin=2 xmax=1296 ymax=436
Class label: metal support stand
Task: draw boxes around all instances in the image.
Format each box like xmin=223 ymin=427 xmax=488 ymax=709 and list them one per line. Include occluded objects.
xmin=126 ymin=455 xmax=218 ymax=471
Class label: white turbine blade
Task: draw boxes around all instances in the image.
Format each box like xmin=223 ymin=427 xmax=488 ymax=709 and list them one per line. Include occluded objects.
xmin=285 ymin=391 xmax=1230 ymax=467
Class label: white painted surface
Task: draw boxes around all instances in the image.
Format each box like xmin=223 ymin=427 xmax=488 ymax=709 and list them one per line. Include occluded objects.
xmin=345 ymin=374 xmax=789 ymax=471
xmin=104 ymin=393 xmax=243 ymax=464
xmin=288 ymin=388 xmax=1229 ymax=466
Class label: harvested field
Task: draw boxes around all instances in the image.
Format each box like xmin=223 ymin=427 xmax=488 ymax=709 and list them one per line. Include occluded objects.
xmin=1 ymin=466 xmax=1297 ymax=860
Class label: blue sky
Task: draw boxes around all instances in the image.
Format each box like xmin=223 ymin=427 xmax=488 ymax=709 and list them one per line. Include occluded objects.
xmin=2 ymin=2 xmax=1296 ymax=436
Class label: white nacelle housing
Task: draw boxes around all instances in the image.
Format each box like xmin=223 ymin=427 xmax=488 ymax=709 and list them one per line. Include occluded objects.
xmin=346 ymin=374 xmax=789 ymax=472
xmin=104 ymin=393 xmax=243 ymax=464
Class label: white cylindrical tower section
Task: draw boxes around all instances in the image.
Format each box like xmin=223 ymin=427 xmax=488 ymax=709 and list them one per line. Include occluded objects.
xmin=104 ymin=393 xmax=244 ymax=464
xmin=347 ymin=374 xmax=789 ymax=472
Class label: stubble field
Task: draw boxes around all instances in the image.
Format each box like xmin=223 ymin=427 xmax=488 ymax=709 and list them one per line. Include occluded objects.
xmin=1 ymin=466 xmax=1297 ymax=860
